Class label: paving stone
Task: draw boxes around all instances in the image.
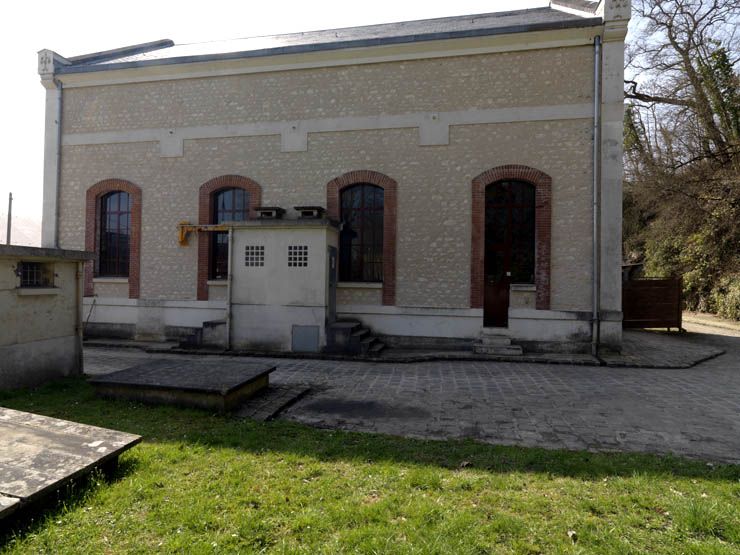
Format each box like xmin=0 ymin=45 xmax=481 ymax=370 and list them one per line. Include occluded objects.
xmin=235 ymin=384 xmax=311 ymax=421
xmin=84 ymin=321 xmax=740 ymax=463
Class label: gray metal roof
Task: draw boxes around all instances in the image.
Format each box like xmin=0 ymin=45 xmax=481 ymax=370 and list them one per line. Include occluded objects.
xmin=56 ymin=6 xmax=602 ymax=75
xmin=0 ymin=244 xmax=94 ymax=261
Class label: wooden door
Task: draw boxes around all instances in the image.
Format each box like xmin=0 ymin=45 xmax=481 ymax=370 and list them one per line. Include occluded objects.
xmin=483 ymin=181 xmax=536 ymax=327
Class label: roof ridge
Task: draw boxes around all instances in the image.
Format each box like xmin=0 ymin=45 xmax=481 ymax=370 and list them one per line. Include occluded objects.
xmin=67 ymin=39 xmax=174 ymax=66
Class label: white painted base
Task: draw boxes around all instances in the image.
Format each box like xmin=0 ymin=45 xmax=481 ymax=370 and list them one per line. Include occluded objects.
xmin=231 ymin=304 xmax=327 ymax=351
xmin=81 ymin=298 xmax=622 ymax=350
xmin=507 ymin=308 xmax=592 ymax=343
xmin=337 ymin=304 xmax=484 ymax=339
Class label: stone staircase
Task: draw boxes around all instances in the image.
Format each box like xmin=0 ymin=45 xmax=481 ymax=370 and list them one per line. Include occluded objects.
xmin=473 ymin=329 xmax=523 ymax=356
xmin=325 ymin=319 xmax=386 ymax=357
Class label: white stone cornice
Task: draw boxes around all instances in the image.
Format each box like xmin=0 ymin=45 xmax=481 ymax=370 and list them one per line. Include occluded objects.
xmin=62 ymin=103 xmax=594 ymax=157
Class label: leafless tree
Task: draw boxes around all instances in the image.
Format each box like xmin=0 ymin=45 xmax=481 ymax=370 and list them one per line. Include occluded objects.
xmin=622 ymin=0 xmax=740 ymax=316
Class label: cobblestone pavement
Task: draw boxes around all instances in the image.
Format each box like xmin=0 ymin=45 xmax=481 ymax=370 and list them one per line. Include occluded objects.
xmin=84 ymin=323 xmax=740 ymax=463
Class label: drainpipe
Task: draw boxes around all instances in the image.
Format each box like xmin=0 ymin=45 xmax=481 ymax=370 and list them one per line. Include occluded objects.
xmin=591 ymin=35 xmax=602 ymax=356
xmin=75 ymin=261 xmax=84 ymax=374
xmin=225 ymin=227 xmax=234 ymax=350
xmin=54 ymin=79 xmax=63 ymax=248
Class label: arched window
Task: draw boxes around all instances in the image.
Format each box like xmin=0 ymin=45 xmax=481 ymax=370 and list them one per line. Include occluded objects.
xmin=339 ymin=183 xmax=384 ymax=282
xmin=210 ymin=187 xmax=250 ymax=279
xmin=99 ymin=191 xmax=131 ymax=277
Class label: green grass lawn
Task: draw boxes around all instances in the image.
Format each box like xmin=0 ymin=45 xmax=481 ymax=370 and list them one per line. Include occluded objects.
xmin=1 ymin=378 xmax=739 ymax=554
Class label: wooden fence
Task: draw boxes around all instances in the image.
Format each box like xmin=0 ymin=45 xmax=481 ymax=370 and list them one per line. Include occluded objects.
xmin=622 ymin=276 xmax=683 ymax=330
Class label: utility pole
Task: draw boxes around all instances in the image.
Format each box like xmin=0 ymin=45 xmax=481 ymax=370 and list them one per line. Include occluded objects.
xmin=5 ymin=192 xmax=11 ymax=245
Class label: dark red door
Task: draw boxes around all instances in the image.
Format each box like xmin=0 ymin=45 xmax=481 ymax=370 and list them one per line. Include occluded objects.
xmin=483 ymin=181 xmax=536 ymax=327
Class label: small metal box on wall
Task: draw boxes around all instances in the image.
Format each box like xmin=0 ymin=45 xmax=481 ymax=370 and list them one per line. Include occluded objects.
xmin=228 ymin=214 xmax=339 ymax=352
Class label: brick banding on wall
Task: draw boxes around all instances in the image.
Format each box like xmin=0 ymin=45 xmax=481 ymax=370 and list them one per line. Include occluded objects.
xmin=471 ymin=165 xmax=552 ymax=310
xmin=327 ymin=170 xmax=398 ymax=306
xmin=197 ymin=175 xmax=263 ymax=301
xmin=84 ymin=179 xmax=142 ymax=299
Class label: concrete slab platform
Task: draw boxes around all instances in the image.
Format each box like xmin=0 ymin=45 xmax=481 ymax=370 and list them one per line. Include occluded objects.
xmin=88 ymin=358 xmax=276 ymax=412
xmin=235 ymin=384 xmax=311 ymax=421
xmin=0 ymin=408 xmax=140 ymax=520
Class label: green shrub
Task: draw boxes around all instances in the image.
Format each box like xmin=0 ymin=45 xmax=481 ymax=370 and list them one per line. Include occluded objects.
xmin=709 ymin=275 xmax=740 ymax=321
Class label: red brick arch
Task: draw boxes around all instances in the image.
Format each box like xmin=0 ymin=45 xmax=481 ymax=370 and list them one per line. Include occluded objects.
xmin=197 ymin=175 xmax=263 ymax=301
xmin=471 ymin=165 xmax=552 ymax=310
xmin=85 ymin=178 xmax=142 ymax=298
xmin=327 ymin=170 xmax=397 ymax=306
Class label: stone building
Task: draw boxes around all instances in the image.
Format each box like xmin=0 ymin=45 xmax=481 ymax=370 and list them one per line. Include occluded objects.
xmin=37 ymin=0 xmax=630 ymax=354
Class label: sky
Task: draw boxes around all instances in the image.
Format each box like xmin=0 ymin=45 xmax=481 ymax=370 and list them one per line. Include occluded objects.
xmin=0 ymin=0 xmax=547 ymax=245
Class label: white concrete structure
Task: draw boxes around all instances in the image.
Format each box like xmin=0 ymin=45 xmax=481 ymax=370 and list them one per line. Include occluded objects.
xmin=0 ymin=245 xmax=92 ymax=389
xmin=228 ymin=219 xmax=338 ymax=351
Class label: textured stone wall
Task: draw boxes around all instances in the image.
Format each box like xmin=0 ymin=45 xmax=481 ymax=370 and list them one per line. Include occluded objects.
xmin=58 ymin=46 xmax=595 ymax=312
xmin=0 ymin=260 xmax=78 ymax=346
xmin=337 ymin=287 xmax=382 ymax=306
xmin=63 ymin=47 xmax=594 ymax=134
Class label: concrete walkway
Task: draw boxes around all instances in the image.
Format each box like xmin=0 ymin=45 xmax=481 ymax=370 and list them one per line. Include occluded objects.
xmin=84 ymin=321 xmax=740 ymax=464
xmin=85 ymin=328 xmax=724 ymax=368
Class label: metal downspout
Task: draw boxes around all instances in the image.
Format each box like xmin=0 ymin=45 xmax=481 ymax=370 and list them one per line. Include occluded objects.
xmin=226 ymin=227 xmax=234 ymax=350
xmin=592 ymin=35 xmax=602 ymax=356
xmin=75 ymin=261 xmax=84 ymax=374
xmin=54 ymin=79 xmax=63 ymax=248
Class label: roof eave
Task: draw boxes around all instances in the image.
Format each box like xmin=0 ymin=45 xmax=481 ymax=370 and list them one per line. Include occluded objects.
xmin=56 ymin=16 xmax=603 ymax=76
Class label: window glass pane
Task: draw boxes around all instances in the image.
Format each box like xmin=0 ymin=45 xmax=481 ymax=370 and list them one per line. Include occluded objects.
xmin=106 ymin=193 xmax=117 ymax=212
xmin=339 ymin=184 xmax=384 ymax=282
xmin=99 ymin=191 xmax=130 ymax=277
xmin=488 ymin=183 xmax=508 ymax=205
xmin=484 ymin=180 xmax=535 ymax=284
xmin=210 ymin=188 xmax=251 ymax=277
xmin=375 ymin=188 xmax=384 ymax=209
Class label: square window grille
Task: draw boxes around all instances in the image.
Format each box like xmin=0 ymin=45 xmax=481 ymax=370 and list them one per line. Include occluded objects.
xmin=18 ymin=261 xmax=54 ymax=287
xmin=244 ymin=245 xmax=265 ymax=267
xmin=288 ymin=245 xmax=308 ymax=267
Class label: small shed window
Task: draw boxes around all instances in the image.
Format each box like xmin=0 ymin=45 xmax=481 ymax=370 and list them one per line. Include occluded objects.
xmin=288 ymin=245 xmax=308 ymax=267
xmin=18 ymin=261 xmax=54 ymax=288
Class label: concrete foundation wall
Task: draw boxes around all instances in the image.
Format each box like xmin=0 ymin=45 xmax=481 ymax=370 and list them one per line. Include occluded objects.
xmin=0 ymin=335 xmax=82 ymax=389
xmin=231 ymin=304 xmax=327 ymax=351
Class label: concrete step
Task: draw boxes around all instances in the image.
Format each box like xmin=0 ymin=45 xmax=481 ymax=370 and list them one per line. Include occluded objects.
xmin=478 ymin=335 xmax=511 ymax=347
xmin=473 ymin=343 xmax=523 ymax=356
xmin=368 ymin=341 xmax=386 ymax=357
xmin=351 ymin=328 xmax=370 ymax=340
xmin=481 ymin=327 xmax=510 ymax=336
xmin=329 ymin=320 xmax=361 ymax=332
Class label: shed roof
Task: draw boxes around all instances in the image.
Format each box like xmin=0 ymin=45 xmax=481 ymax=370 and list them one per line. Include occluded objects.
xmin=0 ymin=245 xmax=94 ymax=261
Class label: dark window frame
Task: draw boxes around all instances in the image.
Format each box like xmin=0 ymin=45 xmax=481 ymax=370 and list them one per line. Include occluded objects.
xmin=339 ymin=183 xmax=384 ymax=283
xmin=98 ymin=191 xmax=131 ymax=278
xmin=210 ymin=187 xmax=250 ymax=280
xmin=18 ymin=261 xmax=54 ymax=288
